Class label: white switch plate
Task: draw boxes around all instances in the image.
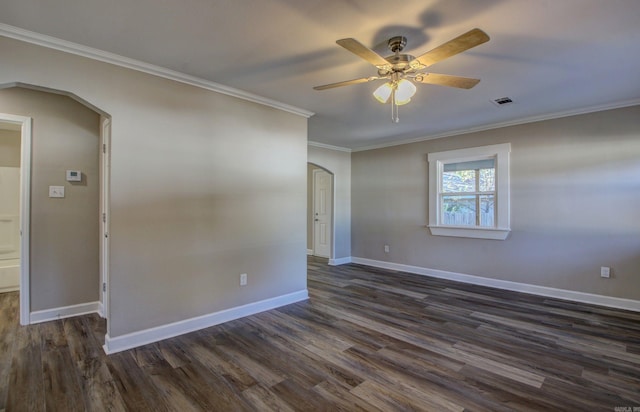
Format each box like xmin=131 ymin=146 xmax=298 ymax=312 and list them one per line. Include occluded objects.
xmin=600 ymin=266 xmax=610 ymax=278
xmin=240 ymin=273 xmax=247 ymax=286
xmin=49 ymin=186 xmax=65 ymax=198
xmin=384 ymin=245 xmax=390 ymax=253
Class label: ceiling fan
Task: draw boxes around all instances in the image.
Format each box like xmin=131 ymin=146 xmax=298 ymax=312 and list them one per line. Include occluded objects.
xmin=314 ymin=29 xmax=490 ymax=123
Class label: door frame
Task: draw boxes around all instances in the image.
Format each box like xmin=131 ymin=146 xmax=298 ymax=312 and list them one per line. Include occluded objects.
xmin=311 ymin=166 xmax=334 ymax=259
xmin=99 ymin=116 xmax=111 ymax=329
xmin=0 ymin=112 xmax=32 ymax=325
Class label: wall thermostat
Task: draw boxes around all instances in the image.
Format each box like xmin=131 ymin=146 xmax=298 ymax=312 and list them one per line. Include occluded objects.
xmin=66 ymin=170 xmax=82 ymax=182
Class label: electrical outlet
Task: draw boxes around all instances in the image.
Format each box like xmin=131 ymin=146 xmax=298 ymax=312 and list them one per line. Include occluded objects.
xmin=600 ymin=267 xmax=610 ymax=278
xmin=384 ymin=245 xmax=390 ymax=253
xmin=240 ymin=273 xmax=248 ymax=286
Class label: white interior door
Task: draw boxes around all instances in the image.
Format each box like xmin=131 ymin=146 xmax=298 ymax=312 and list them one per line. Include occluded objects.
xmin=313 ymin=169 xmax=332 ymax=258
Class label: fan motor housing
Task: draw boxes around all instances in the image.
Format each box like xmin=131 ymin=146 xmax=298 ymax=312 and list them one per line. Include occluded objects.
xmin=376 ymin=36 xmax=418 ymax=75
xmin=378 ymin=53 xmax=415 ymax=75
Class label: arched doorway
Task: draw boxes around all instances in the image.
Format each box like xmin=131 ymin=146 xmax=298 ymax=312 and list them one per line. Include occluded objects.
xmin=0 ymin=84 xmax=111 ymax=327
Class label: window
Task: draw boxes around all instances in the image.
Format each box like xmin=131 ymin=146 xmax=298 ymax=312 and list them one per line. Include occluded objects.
xmin=428 ymin=143 xmax=511 ymax=240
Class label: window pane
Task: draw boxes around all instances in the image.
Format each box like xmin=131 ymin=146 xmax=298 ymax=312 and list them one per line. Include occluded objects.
xmin=442 ymin=195 xmax=476 ymax=226
xmin=479 ymin=195 xmax=495 ymax=227
xmin=442 ymin=169 xmax=476 ymax=193
xmin=479 ymin=167 xmax=495 ymax=192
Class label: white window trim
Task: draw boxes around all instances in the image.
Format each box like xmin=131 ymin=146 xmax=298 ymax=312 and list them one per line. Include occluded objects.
xmin=428 ymin=143 xmax=511 ymax=240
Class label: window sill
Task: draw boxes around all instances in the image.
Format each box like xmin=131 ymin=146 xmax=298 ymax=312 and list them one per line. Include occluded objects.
xmin=428 ymin=225 xmax=510 ymax=240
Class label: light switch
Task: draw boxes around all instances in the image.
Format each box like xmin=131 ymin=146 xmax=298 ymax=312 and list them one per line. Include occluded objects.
xmin=49 ymin=186 xmax=65 ymax=198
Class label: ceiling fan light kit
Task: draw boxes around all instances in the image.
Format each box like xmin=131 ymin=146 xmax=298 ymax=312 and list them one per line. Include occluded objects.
xmin=374 ymin=77 xmax=416 ymax=105
xmin=314 ymin=28 xmax=490 ymax=123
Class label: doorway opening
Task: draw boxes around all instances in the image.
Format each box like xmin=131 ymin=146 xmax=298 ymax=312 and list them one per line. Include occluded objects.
xmin=0 ymin=84 xmax=110 ymax=330
xmin=0 ymin=113 xmax=30 ymax=325
xmin=307 ymin=163 xmax=334 ymax=259
xmin=0 ymin=120 xmax=24 ymax=301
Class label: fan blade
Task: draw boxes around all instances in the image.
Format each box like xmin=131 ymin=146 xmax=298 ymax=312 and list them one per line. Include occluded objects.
xmin=410 ymin=28 xmax=489 ymax=68
xmin=313 ymin=77 xmax=379 ymax=90
xmin=414 ymin=73 xmax=480 ymax=89
xmin=336 ymin=38 xmax=392 ymax=70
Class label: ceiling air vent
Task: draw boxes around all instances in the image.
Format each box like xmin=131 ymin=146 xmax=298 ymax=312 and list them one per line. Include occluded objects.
xmin=492 ymin=97 xmax=514 ymax=106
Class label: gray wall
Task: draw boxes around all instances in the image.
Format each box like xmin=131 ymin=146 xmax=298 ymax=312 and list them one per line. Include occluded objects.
xmin=0 ymin=36 xmax=308 ymax=338
xmin=352 ymin=105 xmax=640 ymax=300
xmin=0 ymin=129 xmax=21 ymax=167
xmin=0 ymin=87 xmax=100 ymax=310
xmin=308 ymin=145 xmax=351 ymax=261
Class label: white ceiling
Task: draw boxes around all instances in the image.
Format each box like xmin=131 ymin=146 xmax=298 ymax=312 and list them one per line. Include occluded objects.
xmin=1 ymin=0 xmax=639 ymax=149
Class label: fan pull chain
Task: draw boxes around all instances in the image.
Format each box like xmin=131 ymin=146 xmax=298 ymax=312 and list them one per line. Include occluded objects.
xmin=391 ymin=88 xmax=399 ymax=123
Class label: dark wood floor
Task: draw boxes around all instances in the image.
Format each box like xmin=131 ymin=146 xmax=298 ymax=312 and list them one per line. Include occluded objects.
xmin=1 ymin=257 xmax=639 ymax=411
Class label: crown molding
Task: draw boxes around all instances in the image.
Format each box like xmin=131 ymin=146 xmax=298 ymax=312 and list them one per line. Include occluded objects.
xmin=308 ymin=141 xmax=352 ymax=153
xmin=0 ymin=23 xmax=314 ymax=119
xmin=351 ymin=98 xmax=640 ymax=152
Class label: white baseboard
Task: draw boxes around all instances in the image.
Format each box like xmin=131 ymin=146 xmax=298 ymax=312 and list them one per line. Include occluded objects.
xmin=307 ymin=249 xmax=313 ymax=255
xmin=30 ymin=301 xmax=101 ymax=324
xmin=351 ymin=257 xmax=640 ymax=312
xmin=0 ymin=286 xmax=19 ymax=293
xmin=97 ymin=301 xmax=105 ymax=318
xmin=103 ymin=289 xmax=309 ymax=354
xmin=329 ymin=256 xmax=352 ymax=266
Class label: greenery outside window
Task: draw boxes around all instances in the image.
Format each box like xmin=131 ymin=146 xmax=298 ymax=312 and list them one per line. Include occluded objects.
xmin=428 ymin=143 xmax=511 ymax=240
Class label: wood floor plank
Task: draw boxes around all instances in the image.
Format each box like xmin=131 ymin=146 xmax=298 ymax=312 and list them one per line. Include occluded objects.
xmin=1 ymin=256 xmax=639 ymax=410
xmin=243 ymin=317 xmax=366 ymax=391
xmin=149 ymin=362 xmax=253 ymax=412
xmin=255 ymin=309 xmax=355 ymax=353
xmin=458 ymin=364 xmax=572 ymax=411
xmin=106 ymin=351 xmax=173 ymax=412
xmin=63 ymin=317 xmax=128 ymax=411
xmin=0 ymin=292 xmax=18 ymax=410
xmin=5 ymin=324 xmax=45 ymax=411
xmin=242 ymin=383 xmax=297 ymax=412
xmin=541 ymin=376 xmax=632 ymax=409
xmin=186 ymin=332 xmax=258 ymax=392
xmin=210 ymin=341 xmax=287 ymax=387
xmin=41 ymin=347 xmax=85 ymax=412
xmin=312 ymin=379 xmax=382 ymax=412
xmin=351 ymin=379 xmax=464 ymax=412
xmin=215 ymin=320 xmax=327 ymax=390
xmin=157 ymin=337 xmax=193 ymax=369
xmin=581 ymin=369 xmax=640 ymax=404
xmin=269 ymin=378 xmax=331 ymax=412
